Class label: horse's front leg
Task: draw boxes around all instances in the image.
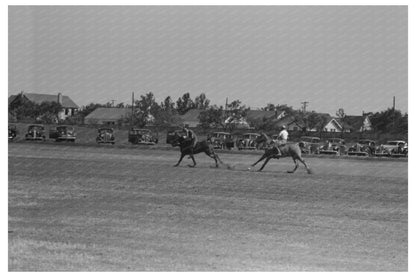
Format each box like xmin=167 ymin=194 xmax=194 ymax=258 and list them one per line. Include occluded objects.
xmin=252 ymin=153 xmax=267 ymax=167
xmin=174 ymin=153 xmax=185 ymax=167
xmin=258 ymin=156 xmax=272 ymax=171
xmin=287 ymin=158 xmax=299 ymax=173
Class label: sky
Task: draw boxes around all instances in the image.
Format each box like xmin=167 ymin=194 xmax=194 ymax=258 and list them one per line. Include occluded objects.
xmin=8 ymin=5 xmax=408 ymax=116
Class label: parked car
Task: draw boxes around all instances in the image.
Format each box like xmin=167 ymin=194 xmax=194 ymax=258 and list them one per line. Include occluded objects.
xmin=8 ymin=125 xmax=17 ymax=141
xmin=25 ymin=124 xmax=46 ymax=141
xmin=379 ymin=140 xmax=408 ymax=156
xmin=128 ymin=128 xmax=158 ymax=145
xmin=209 ymin=132 xmax=234 ymax=150
xmin=49 ymin=125 xmax=76 ymax=142
xmin=96 ymin=128 xmax=115 ymax=144
xmin=320 ymin=138 xmax=346 ymax=155
xmin=347 ymin=140 xmax=376 ymax=156
xmin=298 ymin=136 xmax=321 ymax=154
xmin=236 ymin=133 xmax=260 ymax=150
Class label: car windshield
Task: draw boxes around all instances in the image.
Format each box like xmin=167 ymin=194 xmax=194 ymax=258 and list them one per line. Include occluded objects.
xmin=99 ymin=129 xmax=113 ymax=134
xmin=302 ymin=137 xmax=319 ymax=143
xmin=29 ymin=126 xmax=43 ymax=131
xmin=57 ymin=126 xmax=73 ymax=132
xmin=135 ymin=129 xmax=150 ymax=134
xmin=387 ymin=141 xmax=400 ymax=145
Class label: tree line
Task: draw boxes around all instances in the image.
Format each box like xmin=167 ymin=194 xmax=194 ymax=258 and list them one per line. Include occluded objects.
xmin=9 ymin=91 xmax=408 ymax=139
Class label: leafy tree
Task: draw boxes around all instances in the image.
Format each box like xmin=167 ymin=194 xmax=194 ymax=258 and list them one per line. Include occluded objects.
xmin=161 ymin=96 xmax=176 ymax=112
xmin=370 ymin=108 xmax=407 ymax=135
xmin=9 ymin=96 xmax=63 ymax=123
xmin=198 ymin=106 xmax=224 ymax=129
xmin=37 ymin=101 xmax=63 ymax=123
xmin=336 ymin=108 xmax=347 ymax=133
xmin=176 ymin=92 xmax=195 ymax=115
xmin=194 ymin=93 xmax=210 ymax=110
xmin=132 ymin=92 xmax=159 ymax=127
xmin=224 ymin=100 xmax=250 ymax=131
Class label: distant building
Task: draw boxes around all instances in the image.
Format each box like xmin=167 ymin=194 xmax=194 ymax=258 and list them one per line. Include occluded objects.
xmin=84 ymin=107 xmax=131 ymax=125
xmin=8 ymin=92 xmax=79 ymax=120
xmin=340 ymin=115 xmax=373 ymax=133
xmin=84 ymin=107 xmax=155 ymax=125
xmin=180 ymin=109 xmax=204 ymax=128
xmin=245 ymin=109 xmax=287 ymax=122
xmin=322 ymin=118 xmax=344 ymax=132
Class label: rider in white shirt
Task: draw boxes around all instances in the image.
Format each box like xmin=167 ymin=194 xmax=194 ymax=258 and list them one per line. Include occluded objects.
xmin=275 ymin=125 xmax=288 ymax=156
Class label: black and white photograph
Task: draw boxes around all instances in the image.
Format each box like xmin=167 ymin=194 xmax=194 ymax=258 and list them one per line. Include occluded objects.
xmin=6 ymin=3 xmax=409 ymax=272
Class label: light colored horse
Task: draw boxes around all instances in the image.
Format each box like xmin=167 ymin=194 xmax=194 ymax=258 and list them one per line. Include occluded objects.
xmin=251 ymin=133 xmax=312 ymax=174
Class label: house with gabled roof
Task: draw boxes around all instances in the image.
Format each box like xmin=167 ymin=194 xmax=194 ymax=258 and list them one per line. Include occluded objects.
xmin=84 ymin=107 xmax=132 ymax=125
xmin=180 ymin=109 xmax=204 ymax=128
xmin=8 ymin=92 xmax=79 ymax=120
xmin=342 ymin=115 xmax=373 ymax=132
xmin=245 ymin=109 xmax=287 ymax=122
xmin=323 ymin=118 xmax=344 ymax=132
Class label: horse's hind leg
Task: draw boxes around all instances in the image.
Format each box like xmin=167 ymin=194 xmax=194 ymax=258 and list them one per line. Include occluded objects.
xmin=299 ymin=158 xmax=312 ymax=174
xmin=205 ymin=150 xmax=221 ymax=167
xmin=258 ymin=156 xmax=272 ymax=171
xmin=287 ymin=158 xmax=299 ymax=173
xmin=188 ymin=154 xmax=196 ymax=167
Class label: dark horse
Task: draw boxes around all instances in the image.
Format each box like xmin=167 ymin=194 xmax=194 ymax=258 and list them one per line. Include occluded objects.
xmin=251 ymin=133 xmax=312 ymax=174
xmin=170 ymin=132 xmax=223 ymax=168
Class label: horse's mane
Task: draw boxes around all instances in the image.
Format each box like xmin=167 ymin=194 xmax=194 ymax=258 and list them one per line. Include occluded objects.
xmin=257 ymin=133 xmax=273 ymax=144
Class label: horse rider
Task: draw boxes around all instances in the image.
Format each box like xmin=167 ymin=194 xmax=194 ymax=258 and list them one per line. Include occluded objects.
xmin=274 ymin=125 xmax=289 ymax=157
xmin=183 ymin=126 xmax=198 ymax=154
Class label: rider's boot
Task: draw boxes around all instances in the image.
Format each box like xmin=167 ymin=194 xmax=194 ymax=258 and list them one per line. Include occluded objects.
xmin=275 ymin=146 xmax=282 ymax=158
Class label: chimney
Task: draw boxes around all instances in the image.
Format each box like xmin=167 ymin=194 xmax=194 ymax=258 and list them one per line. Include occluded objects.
xmin=57 ymin=93 xmax=63 ymax=105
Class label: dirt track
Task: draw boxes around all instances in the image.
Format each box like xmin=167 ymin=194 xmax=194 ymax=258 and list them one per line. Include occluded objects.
xmin=8 ymin=143 xmax=408 ymax=271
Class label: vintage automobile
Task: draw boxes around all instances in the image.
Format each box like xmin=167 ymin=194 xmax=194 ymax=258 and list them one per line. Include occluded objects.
xmin=319 ymin=138 xmax=346 ymax=155
xmin=209 ymin=132 xmax=234 ymax=150
xmin=96 ymin=128 xmax=115 ymax=144
xmin=8 ymin=125 xmax=17 ymax=141
xmin=298 ymin=136 xmax=321 ymax=154
xmin=49 ymin=125 xmax=76 ymax=142
xmin=378 ymin=140 xmax=408 ymax=157
xmin=128 ymin=128 xmax=158 ymax=145
xmin=25 ymin=124 xmax=46 ymax=141
xmin=347 ymin=139 xmax=376 ymax=156
xmin=236 ymin=133 xmax=260 ymax=150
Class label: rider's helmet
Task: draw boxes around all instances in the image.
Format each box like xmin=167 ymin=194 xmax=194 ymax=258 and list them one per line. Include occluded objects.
xmin=282 ymin=125 xmax=287 ymax=129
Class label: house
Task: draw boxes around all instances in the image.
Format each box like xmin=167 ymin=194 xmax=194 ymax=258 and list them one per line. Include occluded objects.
xmin=84 ymin=107 xmax=132 ymax=125
xmin=274 ymin=113 xmax=333 ymax=132
xmin=342 ymin=115 xmax=373 ymax=132
xmin=180 ymin=109 xmax=204 ymax=128
xmin=8 ymin=92 xmax=79 ymax=120
xmin=245 ymin=109 xmax=287 ymax=122
xmin=322 ymin=118 xmax=344 ymax=132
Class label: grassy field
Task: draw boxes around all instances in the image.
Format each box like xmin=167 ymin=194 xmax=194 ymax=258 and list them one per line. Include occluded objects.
xmin=8 ymin=143 xmax=408 ymax=271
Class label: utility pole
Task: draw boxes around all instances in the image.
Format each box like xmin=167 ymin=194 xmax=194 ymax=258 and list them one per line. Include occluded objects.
xmin=131 ymin=92 xmax=134 ymax=127
xmin=392 ymin=96 xmax=396 ymax=129
xmin=301 ymin=101 xmax=309 ymax=114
